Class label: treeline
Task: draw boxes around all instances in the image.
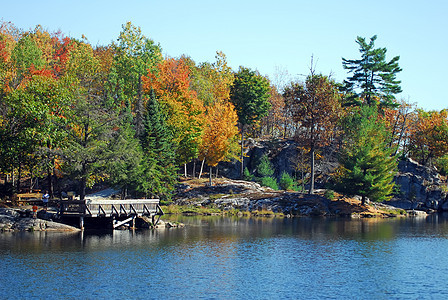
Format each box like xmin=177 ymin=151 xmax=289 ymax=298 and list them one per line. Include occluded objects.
xmin=0 ymin=22 xmax=447 ymax=202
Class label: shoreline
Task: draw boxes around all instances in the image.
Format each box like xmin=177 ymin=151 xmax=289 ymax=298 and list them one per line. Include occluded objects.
xmin=171 ymin=177 xmax=420 ymax=219
xmin=1 ymin=176 xmax=434 ymax=232
xmin=0 ymin=202 xmax=428 ymax=233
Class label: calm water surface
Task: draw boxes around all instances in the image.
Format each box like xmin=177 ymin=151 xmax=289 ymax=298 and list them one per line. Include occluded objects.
xmin=2 ymin=215 xmax=448 ymax=299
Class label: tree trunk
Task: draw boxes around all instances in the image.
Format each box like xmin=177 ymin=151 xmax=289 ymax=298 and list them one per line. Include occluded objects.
xmin=47 ymin=167 xmax=53 ymax=198
xmin=361 ymin=168 xmax=367 ymax=206
xmin=54 ymin=175 xmax=61 ymax=200
xmin=240 ymin=125 xmax=245 ymax=179
xmin=192 ymin=159 xmax=196 ymax=179
xmin=209 ymin=166 xmax=213 ymax=186
xmin=80 ymin=178 xmax=86 ymax=201
xmin=199 ymin=159 xmax=205 ymax=179
xmin=47 ymin=141 xmax=54 ymax=197
xmin=184 ymin=163 xmax=187 ymax=177
xmin=17 ymin=164 xmax=22 ymax=192
xmin=80 ymin=164 xmax=87 ymax=201
xmin=393 ymin=113 xmax=409 ymax=156
xmin=309 ymin=145 xmax=315 ymax=194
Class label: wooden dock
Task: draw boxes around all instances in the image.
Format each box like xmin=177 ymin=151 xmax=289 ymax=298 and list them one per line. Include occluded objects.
xmin=57 ymin=199 xmax=164 ymax=229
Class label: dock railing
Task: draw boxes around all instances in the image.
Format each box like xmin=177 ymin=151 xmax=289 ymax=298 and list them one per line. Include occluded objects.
xmin=58 ymin=199 xmax=163 ymax=218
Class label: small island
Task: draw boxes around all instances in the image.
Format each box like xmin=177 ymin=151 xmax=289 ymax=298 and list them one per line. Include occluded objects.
xmin=1 ymin=23 xmax=447 ymax=232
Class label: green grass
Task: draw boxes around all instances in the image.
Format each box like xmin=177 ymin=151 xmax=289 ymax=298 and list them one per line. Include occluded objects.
xmin=209 ymin=194 xmax=226 ymax=200
xmin=161 ymin=204 xmax=221 ymax=215
xmin=161 ymin=204 xmax=285 ymax=217
xmin=324 ymin=189 xmax=335 ymax=200
xmin=381 ymin=207 xmax=407 ymax=216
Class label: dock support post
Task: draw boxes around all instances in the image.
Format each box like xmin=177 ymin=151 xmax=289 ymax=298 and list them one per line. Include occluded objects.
xmin=80 ymin=216 xmax=84 ymax=230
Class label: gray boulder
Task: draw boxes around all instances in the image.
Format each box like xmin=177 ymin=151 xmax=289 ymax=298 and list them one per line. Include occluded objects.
xmin=0 ymin=215 xmax=16 ymax=231
xmin=387 ymin=200 xmax=421 ymax=210
xmin=441 ymin=201 xmax=448 ymax=211
xmin=12 ymin=218 xmax=80 ymax=232
xmin=0 ymin=208 xmax=20 ymax=218
xmin=393 ymin=158 xmax=447 ymax=207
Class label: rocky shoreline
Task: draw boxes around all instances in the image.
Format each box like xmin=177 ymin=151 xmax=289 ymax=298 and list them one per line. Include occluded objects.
xmin=218 ymin=139 xmax=448 ymax=213
xmin=0 ymin=208 xmax=81 ymax=232
xmin=3 ymin=161 xmax=442 ymax=232
xmin=172 ymin=178 xmax=426 ymax=218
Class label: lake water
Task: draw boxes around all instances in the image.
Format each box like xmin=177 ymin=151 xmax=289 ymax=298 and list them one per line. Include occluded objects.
xmin=2 ymin=215 xmax=448 ymax=299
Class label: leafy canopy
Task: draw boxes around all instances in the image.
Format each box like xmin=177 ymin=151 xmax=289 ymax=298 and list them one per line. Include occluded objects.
xmin=230 ymin=66 xmax=271 ymax=126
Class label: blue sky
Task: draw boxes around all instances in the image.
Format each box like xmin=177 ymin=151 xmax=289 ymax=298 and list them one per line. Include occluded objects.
xmin=3 ymin=0 xmax=447 ymax=110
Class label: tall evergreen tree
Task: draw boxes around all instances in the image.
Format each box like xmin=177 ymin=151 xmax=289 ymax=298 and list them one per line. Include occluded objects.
xmin=139 ymin=91 xmax=177 ymax=199
xmin=106 ymin=108 xmax=143 ymax=199
xmin=334 ymin=106 xmax=397 ymax=205
xmin=342 ymin=35 xmax=402 ymax=108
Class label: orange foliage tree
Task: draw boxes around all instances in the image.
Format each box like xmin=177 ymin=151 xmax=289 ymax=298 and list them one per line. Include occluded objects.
xmin=408 ymin=109 xmax=448 ymax=166
xmin=187 ymin=52 xmax=239 ymax=181
xmin=143 ymin=57 xmax=205 ymax=166
xmin=260 ymin=85 xmax=285 ymax=138
xmin=380 ymin=99 xmax=416 ymax=156
xmin=0 ymin=22 xmax=18 ymax=96
xmin=283 ymin=73 xmax=343 ymax=194
xmin=199 ymin=101 xmax=239 ymax=184
xmin=0 ymin=23 xmax=75 ymax=192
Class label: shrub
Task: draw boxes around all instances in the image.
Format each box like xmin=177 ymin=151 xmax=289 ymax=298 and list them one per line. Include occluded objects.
xmin=436 ymin=154 xmax=448 ymax=176
xmin=260 ymin=176 xmax=279 ymax=190
xmin=243 ymin=167 xmax=254 ymax=181
xmin=257 ymin=154 xmax=275 ymax=177
xmin=392 ymin=184 xmax=403 ymax=197
xmin=279 ymin=171 xmax=297 ymax=191
xmin=324 ymin=189 xmax=335 ymax=200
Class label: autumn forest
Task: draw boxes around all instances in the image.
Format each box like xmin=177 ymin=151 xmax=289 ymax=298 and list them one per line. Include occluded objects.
xmin=1 ymin=21 xmax=447 ymax=203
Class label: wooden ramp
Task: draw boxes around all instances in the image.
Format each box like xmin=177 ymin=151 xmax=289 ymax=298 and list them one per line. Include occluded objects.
xmin=57 ymin=199 xmax=164 ymax=229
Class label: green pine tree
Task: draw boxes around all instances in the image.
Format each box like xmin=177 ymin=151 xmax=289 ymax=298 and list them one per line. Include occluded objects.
xmin=260 ymin=176 xmax=279 ymax=190
xmin=256 ymin=154 xmax=278 ymax=190
xmin=342 ymin=35 xmax=402 ymax=108
xmin=106 ymin=108 xmax=143 ymax=199
xmin=279 ymin=171 xmax=297 ymax=191
xmin=257 ymin=154 xmax=275 ymax=177
xmin=243 ymin=167 xmax=254 ymax=181
xmin=139 ymin=91 xmax=177 ymax=200
xmin=334 ymin=106 xmax=397 ymax=205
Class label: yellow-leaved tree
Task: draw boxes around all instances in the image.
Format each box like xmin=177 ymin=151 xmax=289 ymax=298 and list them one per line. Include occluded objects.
xmin=189 ymin=52 xmax=239 ymax=184
xmin=143 ymin=57 xmax=205 ymax=170
xmin=200 ymin=100 xmax=239 ymax=185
